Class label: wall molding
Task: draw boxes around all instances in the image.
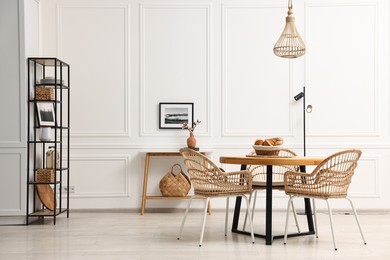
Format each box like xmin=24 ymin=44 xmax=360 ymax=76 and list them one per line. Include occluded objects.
xmin=139 ymin=4 xmax=212 ymax=137
xmin=0 ymin=151 xmax=24 ymax=215
xmin=221 ymin=3 xmax=294 ymax=137
xmin=57 ymin=3 xmax=131 ymax=138
xmin=68 ymin=142 xmax=390 ymax=150
xmin=305 ymin=1 xmax=379 ymax=137
xmin=348 ymin=154 xmax=380 ymax=198
xmin=69 ymin=155 xmax=130 ymax=198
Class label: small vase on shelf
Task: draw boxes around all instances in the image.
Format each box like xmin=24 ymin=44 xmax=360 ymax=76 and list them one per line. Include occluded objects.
xmin=187 ymin=132 xmax=197 ymax=149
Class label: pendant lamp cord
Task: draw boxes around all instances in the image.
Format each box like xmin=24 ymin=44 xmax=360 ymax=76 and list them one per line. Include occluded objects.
xmin=288 ymin=0 xmax=292 ymax=9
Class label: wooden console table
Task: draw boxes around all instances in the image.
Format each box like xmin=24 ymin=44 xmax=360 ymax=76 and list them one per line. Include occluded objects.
xmin=141 ymin=152 xmax=210 ymax=215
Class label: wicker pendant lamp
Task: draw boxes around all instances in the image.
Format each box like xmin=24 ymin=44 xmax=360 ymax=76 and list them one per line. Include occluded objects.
xmin=273 ymin=0 xmax=306 ymax=59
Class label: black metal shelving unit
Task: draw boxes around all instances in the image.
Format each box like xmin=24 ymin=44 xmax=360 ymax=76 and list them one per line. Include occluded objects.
xmin=27 ymin=57 xmax=70 ymax=225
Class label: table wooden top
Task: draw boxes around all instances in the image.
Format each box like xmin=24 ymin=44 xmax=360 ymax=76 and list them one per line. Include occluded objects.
xmin=219 ymin=155 xmax=324 ymax=166
xmin=145 ymin=152 xmax=181 ymax=156
xmin=145 ymin=151 xmax=207 ymax=157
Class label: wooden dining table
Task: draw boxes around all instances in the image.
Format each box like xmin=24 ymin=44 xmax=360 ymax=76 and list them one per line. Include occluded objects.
xmin=219 ymin=155 xmax=324 ymax=245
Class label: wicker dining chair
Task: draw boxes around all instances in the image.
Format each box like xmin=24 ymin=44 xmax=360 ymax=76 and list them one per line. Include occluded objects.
xmin=243 ymin=148 xmax=301 ymax=232
xmin=283 ymin=149 xmax=366 ymax=250
xmin=178 ymin=148 xmax=255 ymax=247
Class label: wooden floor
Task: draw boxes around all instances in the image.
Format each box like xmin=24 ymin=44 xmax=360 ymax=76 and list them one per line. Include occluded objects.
xmin=0 ymin=209 xmax=389 ymax=259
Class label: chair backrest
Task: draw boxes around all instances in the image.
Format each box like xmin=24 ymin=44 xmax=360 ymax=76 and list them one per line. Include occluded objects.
xmin=179 ymin=148 xmax=251 ymax=196
xmin=247 ymin=148 xmax=299 ymax=182
xmin=285 ymin=149 xmax=362 ymax=198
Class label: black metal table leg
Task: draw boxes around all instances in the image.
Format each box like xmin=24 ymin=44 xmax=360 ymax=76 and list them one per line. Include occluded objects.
xmin=265 ymin=165 xmax=273 ymax=245
xmin=231 ymin=196 xmax=242 ymax=232
xmin=299 ymin=165 xmax=315 ymax=232
xmin=231 ymin=163 xmax=315 ymax=244
xmin=304 ymin=198 xmax=315 ymax=232
xmin=231 ymin=164 xmax=246 ymax=232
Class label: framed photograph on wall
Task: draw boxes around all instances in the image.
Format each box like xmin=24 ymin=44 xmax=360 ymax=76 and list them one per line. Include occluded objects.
xmin=36 ymin=102 xmax=56 ymax=127
xmin=159 ymin=103 xmax=194 ymax=129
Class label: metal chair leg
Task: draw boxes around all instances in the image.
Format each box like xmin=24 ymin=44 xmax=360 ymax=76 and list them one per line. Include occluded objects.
xmin=242 ymin=195 xmax=255 ymax=244
xmin=346 ymin=197 xmax=367 ymax=245
xmin=178 ymin=196 xmax=194 ymax=240
xmin=225 ymin=197 xmax=229 ymax=236
xmin=312 ymin=198 xmax=318 ymax=238
xmin=243 ymin=189 xmax=257 ymax=231
xmin=251 ymin=190 xmax=257 ymax=225
xmin=290 ymin=200 xmax=301 ymax=233
xmin=284 ymin=196 xmax=293 ymax=244
xmin=199 ymin=197 xmax=210 ymax=247
xmin=325 ymin=199 xmax=337 ymax=251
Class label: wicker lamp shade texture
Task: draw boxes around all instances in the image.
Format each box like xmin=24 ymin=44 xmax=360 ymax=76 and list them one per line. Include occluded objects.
xmin=273 ymin=2 xmax=306 ymax=59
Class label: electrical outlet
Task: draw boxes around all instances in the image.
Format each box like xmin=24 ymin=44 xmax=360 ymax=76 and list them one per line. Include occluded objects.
xmin=68 ymin=186 xmax=75 ymax=193
xmin=60 ymin=186 xmax=75 ymax=193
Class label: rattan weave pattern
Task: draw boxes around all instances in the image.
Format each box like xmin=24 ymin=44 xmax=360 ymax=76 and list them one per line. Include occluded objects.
xmin=179 ymin=148 xmax=252 ymax=196
xmin=159 ymin=164 xmax=191 ymax=197
xmin=284 ymin=149 xmax=362 ymax=198
xmin=247 ymin=148 xmax=299 ymax=187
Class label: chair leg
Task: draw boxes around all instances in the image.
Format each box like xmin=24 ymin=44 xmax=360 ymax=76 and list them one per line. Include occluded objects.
xmin=178 ymin=196 xmax=194 ymax=240
xmin=290 ymin=200 xmax=301 ymax=233
xmin=325 ymin=199 xmax=337 ymax=251
xmin=243 ymin=190 xmax=257 ymax=231
xmin=312 ymin=198 xmax=319 ymax=238
xmin=199 ymin=197 xmax=210 ymax=247
xmin=225 ymin=197 xmax=229 ymax=236
xmin=242 ymin=195 xmax=255 ymax=244
xmin=346 ymin=197 xmax=367 ymax=245
xmin=251 ymin=190 xmax=257 ymax=224
xmin=284 ymin=196 xmax=293 ymax=244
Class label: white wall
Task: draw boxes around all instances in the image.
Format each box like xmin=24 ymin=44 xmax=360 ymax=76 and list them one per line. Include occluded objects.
xmin=38 ymin=0 xmax=390 ymax=211
xmin=0 ymin=0 xmax=40 ymax=222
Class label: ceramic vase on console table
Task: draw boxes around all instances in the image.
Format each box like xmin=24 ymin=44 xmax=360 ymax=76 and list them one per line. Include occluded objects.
xmin=187 ymin=132 xmax=197 ymax=149
xmin=182 ymin=120 xmax=201 ymax=151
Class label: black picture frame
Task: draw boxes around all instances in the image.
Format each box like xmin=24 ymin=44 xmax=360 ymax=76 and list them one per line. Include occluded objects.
xmin=36 ymin=102 xmax=56 ymax=127
xmin=159 ymin=102 xmax=194 ymax=129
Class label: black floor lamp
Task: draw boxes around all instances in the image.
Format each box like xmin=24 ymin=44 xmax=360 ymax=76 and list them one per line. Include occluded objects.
xmin=294 ymin=86 xmax=312 ymax=156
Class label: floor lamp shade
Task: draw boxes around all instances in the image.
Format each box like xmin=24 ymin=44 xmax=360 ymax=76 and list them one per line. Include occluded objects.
xmin=273 ymin=2 xmax=306 ymax=59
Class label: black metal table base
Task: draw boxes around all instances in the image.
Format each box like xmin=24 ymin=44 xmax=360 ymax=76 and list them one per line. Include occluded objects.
xmin=232 ymin=229 xmax=316 ymax=240
xmin=231 ymin=196 xmax=315 ymax=245
xmin=231 ymin=165 xmax=315 ymax=245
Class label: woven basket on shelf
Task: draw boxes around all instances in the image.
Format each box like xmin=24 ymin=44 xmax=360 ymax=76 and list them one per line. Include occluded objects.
xmin=36 ymin=87 xmax=54 ymax=100
xmin=159 ymin=164 xmax=191 ymax=197
xmin=36 ymin=168 xmax=55 ymax=183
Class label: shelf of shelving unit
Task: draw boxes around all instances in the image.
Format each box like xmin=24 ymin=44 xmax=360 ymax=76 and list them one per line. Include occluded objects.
xmin=26 ymin=57 xmax=70 ymax=225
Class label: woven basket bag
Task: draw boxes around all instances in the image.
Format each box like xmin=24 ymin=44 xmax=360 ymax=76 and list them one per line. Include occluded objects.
xmin=159 ymin=164 xmax=191 ymax=197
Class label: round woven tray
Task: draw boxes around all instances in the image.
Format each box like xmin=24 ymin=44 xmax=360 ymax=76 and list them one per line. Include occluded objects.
xmin=252 ymin=145 xmax=282 ymax=156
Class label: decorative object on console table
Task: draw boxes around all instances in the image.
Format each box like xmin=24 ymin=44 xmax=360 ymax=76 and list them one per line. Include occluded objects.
xmin=182 ymin=120 xmax=201 ymax=150
xmin=159 ymin=164 xmax=191 ymax=197
xmin=187 ymin=133 xmax=196 ymax=149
